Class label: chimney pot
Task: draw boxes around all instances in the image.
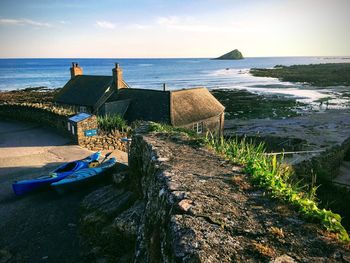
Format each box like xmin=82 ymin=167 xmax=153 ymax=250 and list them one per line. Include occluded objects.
xmin=112 ymin=63 xmax=124 ymax=89
xmin=70 ymin=62 xmax=83 ymax=79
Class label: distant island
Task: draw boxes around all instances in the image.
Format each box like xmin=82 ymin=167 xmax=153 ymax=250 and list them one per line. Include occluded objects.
xmin=214 ymin=49 xmax=244 ymax=60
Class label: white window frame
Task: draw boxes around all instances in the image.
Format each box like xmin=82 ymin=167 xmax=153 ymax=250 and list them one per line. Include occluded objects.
xmin=193 ymin=122 xmax=203 ymax=134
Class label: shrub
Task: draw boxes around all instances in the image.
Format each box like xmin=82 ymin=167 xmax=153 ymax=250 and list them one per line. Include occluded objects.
xmin=97 ymin=114 xmax=129 ymax=132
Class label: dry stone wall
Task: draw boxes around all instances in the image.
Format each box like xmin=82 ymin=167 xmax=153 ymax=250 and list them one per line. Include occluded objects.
xmin=0 ymin=104 xmax=127 ymax=152
xmin=128 ymin=130 xmax=349 ymax=262
xmin=79 ymin=128 xmax=350 ymax=262
xmin=79 ymin=130 xmax=128 ymax=152
xmin=0 ymin=104 xmax=70 ymax=136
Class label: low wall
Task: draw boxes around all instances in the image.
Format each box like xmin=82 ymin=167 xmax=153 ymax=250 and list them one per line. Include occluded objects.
xmin=79 ymin=130 xmax=128 ymax=152
xmin=0 ymin=104 xmax=70 ymax=136
xmin=0 ymin=104 xmax=127 ymax=152
xmin=79 ymin=127 xmax=349 ymax=262
xmin=80 ymin=129 xmax=350 ymax=263
xmin=293 ymin=138 xmax=350 ymax=182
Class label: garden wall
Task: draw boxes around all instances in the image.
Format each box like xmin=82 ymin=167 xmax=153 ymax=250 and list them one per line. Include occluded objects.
xmin=79 ymin=130 xmax=127 ymax=152
xmin=0 ymin=104 xmax=127 ymax=152
xmin=0 ymin=104 xmax=70 ymax=136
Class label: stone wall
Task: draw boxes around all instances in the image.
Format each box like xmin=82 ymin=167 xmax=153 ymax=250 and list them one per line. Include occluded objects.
xmin=293 ymin=138 xmax=350 ymax=182
xmin=0 ymin=104 xmax=128 ymax=152
xmin=79 ymin=130 xmax=128 ymax=152
xmin=0 ymin=104 xmax=70 ymax=136
xmin=71 ymin=115 xmax=98 ymax=144
xmin=129 ymin=132 xmax=349 ymax=262
xmin=80 ymin=127 xmax=350 ymax=262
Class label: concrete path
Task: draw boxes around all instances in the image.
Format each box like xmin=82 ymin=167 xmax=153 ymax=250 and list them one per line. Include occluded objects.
xmin=0 ymin=120 xmax=125 ymax=262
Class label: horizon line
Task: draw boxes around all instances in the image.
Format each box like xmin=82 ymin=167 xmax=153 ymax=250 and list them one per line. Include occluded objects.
xmin=1 ymin=55 xmax=350 ymax=59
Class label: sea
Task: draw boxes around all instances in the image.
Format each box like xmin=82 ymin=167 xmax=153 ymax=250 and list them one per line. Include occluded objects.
xmin=0 ymin=57 xmax=349 ymax=107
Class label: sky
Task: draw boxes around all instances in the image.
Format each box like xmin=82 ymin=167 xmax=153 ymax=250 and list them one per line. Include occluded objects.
xmin=0 ymin=0 xmax=349 ymax=58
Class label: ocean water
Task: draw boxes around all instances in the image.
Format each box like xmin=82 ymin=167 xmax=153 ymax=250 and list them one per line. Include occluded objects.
xmin=0 ymin=57 xmax=349 ymax=106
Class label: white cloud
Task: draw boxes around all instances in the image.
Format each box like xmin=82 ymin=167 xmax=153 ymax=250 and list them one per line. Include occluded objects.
xmin=156 ymin=16 xmax=181 ymax=26
xmin=96 ymin=20 xmax=116 ymax=29
xmin=59 ymin=20 xmax=70 ymax=25
xmin=127 ymin=23 xmax=150 ymax=30
xmin=0 ymin=18 xmax=51 ymax=27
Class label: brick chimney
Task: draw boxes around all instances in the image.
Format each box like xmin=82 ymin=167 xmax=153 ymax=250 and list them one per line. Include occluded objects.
xmin=112 ymin=63 xmax=125 ymax=89
xmin=70 ymin=62 xmax=83 ymax=79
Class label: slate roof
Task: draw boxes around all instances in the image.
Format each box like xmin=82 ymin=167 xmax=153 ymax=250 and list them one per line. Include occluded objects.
xmin=104 ymin=99 xmax=131 ymax=117
xmin=54 ymin=75 xmax=112 ymax=107
xmin=170 ymin=88 xmax=225 ymax=126
xmin=107 ymin=88 xmax=171 ymax=123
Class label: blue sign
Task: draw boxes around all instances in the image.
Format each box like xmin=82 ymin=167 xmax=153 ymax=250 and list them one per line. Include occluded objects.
xmin=84 ymin=129 xmax=97 ymax=137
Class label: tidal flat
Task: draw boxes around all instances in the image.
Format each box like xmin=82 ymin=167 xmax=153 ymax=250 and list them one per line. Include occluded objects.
xmin=211 ymin=89 xmax=305 ymax=119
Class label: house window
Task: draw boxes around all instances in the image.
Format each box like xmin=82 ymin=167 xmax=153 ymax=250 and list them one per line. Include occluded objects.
xmin=79 ymin=106 xmax=87 ymax=113
xmin=67 ymin=122 xmax=71 ymax=131
xmin=71 ymin=125 xmax=75 ymax=135
xmin=193 ymin=122 xmax=203 ymax=134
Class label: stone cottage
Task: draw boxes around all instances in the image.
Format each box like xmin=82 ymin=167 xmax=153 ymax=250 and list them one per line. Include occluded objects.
xmin=54 ymin=63 xmax=225 ymax=135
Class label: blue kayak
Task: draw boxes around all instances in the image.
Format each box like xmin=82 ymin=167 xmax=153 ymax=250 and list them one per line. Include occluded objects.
xmin=51 ymin=157 xmax=116 ymax=193
xmin=12 ymin=151 xmax=101 ymax=196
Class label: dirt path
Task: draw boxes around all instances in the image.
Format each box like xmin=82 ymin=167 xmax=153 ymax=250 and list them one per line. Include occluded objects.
xmin=0 ymin=120 xmax=125 ymax=262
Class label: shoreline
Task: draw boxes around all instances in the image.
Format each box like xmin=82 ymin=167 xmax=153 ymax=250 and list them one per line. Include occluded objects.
xmin=1 ymin=85 xmax=349 ymax=120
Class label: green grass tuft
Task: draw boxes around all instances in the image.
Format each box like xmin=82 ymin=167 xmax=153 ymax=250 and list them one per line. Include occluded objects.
xmin=148 ymin=122 xmax=198 ymax=137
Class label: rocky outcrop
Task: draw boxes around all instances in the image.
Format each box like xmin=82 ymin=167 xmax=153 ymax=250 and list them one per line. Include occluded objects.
xmin=215 ymin=49 xmax=244 ymax=60
xmin=80 ymin=128 xmax=349 ymax=262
